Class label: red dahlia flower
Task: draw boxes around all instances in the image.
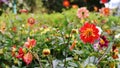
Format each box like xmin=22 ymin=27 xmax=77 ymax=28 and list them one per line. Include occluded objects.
xmin=24 ymin=38 xmax=36 ymax=49
xmin=99 ymin=36 xmax=109 ymax=48
xmin=16 ymin=47 xmax=24 ymax=59
xmin=28 ymin=17 xmax=35 ymax=26
xmin=79 ymin=22 xmax=100 ymax=44
xmin=23 ymin=52 xmax=33 ymax=65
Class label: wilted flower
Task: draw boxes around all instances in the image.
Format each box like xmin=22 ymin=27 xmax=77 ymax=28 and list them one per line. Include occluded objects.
xmin=63 ymin=0 xmax=70 ymax=7
xmin=79 ymin=22 xmax=100 ymax=44
xmin=11 ymin=45 xmax=16 ymax=57
xmin=105 ymin=29 xmax=112 ymax=35
xmin=72 ymin=4 xmax=78 ymax=9
xmin=11 ymin=26 xmax=17 ymax=32
xmin=94 ymin=6 xmax=98 ymax=12
xmin=24 ymin=38 xmax=36 ymax=49
xmin=0 ymin=23 xmax=6 ymax=34
xmin=27 ymin=17 xmax=35 ymax=26
xmin=71 ymin=29 xmax=78 ymax=34
xmin=99 ymin=7 xmax=110 ymax=16
xmin=23 ymin=52 xmax=33 ymax=65
xmin=77 ymin=7 xmax=89 ymax=19
xmin=112 ymin=46 xmax=119 ymax=59
xmin=70 ymin=40 xmax=77 ymax=51
xmin=42 ymin=48 xmax=50 ymax=56
xmin=99 ymin=36 xmax=109 ymax=48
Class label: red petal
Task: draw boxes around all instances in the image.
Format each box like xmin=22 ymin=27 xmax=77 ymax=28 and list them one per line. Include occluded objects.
xmin=23 ymin=52 xmax=33 ymax=65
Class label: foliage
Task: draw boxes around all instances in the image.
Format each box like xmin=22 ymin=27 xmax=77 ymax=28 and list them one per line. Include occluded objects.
xmin=0 ymin=8 xmax=120 ymax=68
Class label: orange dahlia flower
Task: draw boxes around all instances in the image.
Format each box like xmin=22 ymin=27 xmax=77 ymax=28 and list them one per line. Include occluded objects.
xmin=79 ymin=22 xmax=100 ymax=44
xmin=99 ymin=7 xmax=110 ymax=16
xmin=63 ymin=0 xmax=70 ymax=7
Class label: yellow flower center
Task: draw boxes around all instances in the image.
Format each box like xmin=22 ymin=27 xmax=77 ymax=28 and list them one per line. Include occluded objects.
xmin=100 ymin=38 xmax=105 ymax=44
xmin=83 ymin=28 xmax=94 ymax=38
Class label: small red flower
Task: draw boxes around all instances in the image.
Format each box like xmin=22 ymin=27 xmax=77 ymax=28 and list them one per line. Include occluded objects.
xmin=23 ymin=52 xmax=33 ymax=65
xmin=16 ymin=47 xmax=24 ymax=59
xmin=19 ymin=9 xmax=28 ymax=13
xmin=11 ymin=26 xmax=17 ymax=32
xmin=28 ymin=17 xmax=35 ymax=26
xmin=79 ymin=22 xmax=100 ymax=44
xmin=24 ymin=38 xmax=36 ymax=49
xmin=100 ymin=0 xmax=108 ymax=4
xmin=63 ymin=0 xmax=70 ymax=7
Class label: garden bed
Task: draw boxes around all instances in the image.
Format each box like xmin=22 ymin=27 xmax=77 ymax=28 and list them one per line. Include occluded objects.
xmin=0 ymin=8 xmax=120 ymax=68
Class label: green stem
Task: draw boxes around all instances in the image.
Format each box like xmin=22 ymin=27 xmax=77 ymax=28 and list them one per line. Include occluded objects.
xmin=47 ymin=56 xmax=53 ymax=68
xmin=96 ymin=42 xmax=113 ymax=65
xmin=60 ymin=31 xmax=67 ymax=68
xmin=31 ymin=52 xmax=43 ymax=68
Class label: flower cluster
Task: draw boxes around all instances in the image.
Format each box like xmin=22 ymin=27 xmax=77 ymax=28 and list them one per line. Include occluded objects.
xmin=0 ymin=6 xmax=120 ymax=68
xmin=11 ymin=38 xmax=36 ymax=65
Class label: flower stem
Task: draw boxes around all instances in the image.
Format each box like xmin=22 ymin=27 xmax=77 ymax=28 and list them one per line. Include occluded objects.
xmin=33 ymin=52 xmax=43 ymax=68
xmin=47 ymin=56 xmax=53 ymax=68
xmin=96 ymin=42 xmax=113 ymax=65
